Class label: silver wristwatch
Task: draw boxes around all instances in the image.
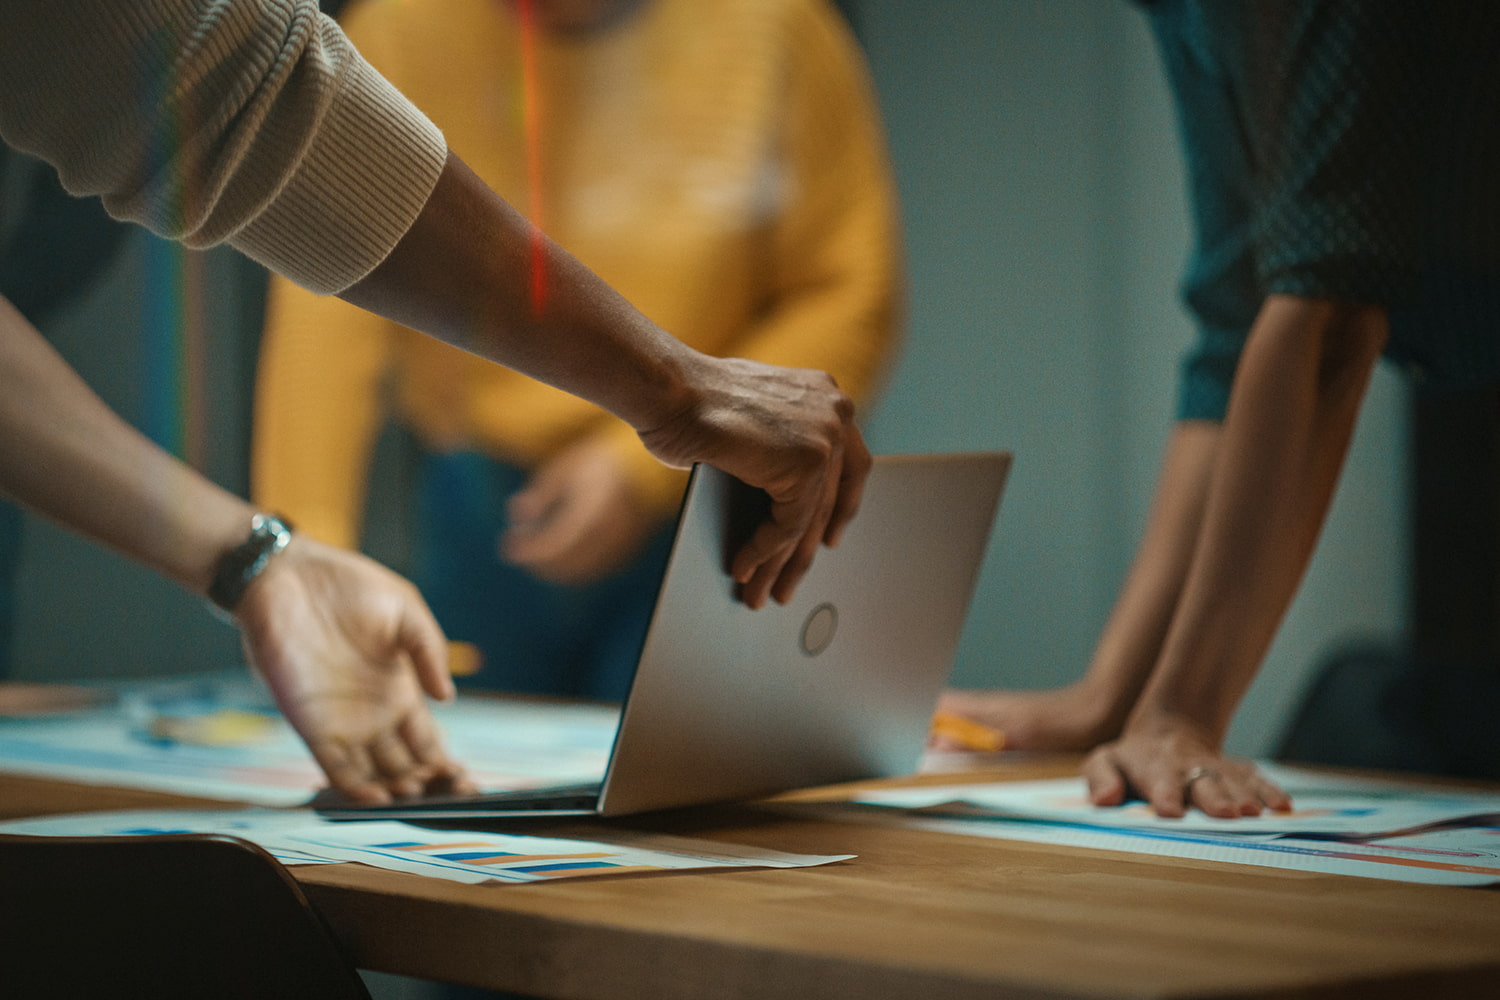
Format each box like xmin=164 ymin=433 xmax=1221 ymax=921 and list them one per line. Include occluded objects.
xmin=207 ymin=513 xmax=293 ymax=614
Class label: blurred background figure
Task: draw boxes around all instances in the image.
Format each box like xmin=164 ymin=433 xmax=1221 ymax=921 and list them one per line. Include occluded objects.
xmin=253 ymin=0 xmax=903 ymax=701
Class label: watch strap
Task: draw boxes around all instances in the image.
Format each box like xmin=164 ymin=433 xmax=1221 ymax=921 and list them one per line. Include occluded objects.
xmin=208 ymin=513 xmax=293 ymax=613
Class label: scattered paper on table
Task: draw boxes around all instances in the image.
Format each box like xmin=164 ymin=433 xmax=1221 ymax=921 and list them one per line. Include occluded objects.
xmin=0 ymin=809 xmax=853 ymax=884
xmin=0 ymin=675 xmax=618 ymax=806
xmin=824 ymin=809 xmax=1500 ymax=886
xmin=854 ymin=763 xmax=1500 ymax=839
xmin=834 ymin=763 xmax=1500 ymax=886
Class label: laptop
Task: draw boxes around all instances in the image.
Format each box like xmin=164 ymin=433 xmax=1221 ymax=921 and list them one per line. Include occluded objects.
xmin=319 ymin=451 xmax=1010 ymax=820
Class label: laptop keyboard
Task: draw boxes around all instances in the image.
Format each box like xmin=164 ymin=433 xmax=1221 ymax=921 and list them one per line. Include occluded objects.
xmin=360 ymin=780 xmax=604 ymax=813
xmin=443 ymin=781 xmax=603 ymax=812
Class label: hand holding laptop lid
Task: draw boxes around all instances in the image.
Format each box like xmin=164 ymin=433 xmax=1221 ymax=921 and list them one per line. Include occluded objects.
xmin=636 ymin=354 xmax=872 ymax=611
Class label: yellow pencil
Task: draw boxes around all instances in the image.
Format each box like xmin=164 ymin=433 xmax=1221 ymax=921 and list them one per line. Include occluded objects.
xmin=929 ymin=710 xmax=1005 ymax=752
xmin=446 ymin=640 xmax=484 ymax=677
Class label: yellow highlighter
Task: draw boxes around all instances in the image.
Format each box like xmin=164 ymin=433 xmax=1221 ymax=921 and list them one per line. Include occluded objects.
xmin=146 ymin=709 xmax=275 ymax=747
xmin=929 ymin=710 xmax=1006 ymax=752
xmin=446 ymin=640 xmax=484 ymax=678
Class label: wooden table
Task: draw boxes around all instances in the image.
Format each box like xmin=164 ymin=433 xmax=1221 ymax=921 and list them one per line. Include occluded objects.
xmin=4 ymin=758 xmax=1499 ymax=999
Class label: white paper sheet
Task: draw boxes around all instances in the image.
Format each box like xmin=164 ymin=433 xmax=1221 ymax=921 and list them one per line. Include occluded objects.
xmin=0 ymin=808 xmax=854 ymax=884
xmin=854 ymin=763 xmax=1500 ymax=839
xmin=809 ymin=807 xmax=1500 ymax=886
xmin=828 ymin=763 xmax=1500 ymax=886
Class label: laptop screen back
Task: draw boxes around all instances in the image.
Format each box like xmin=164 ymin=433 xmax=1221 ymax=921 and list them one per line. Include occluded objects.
xmin=598 ymin=452 xmax=1010 ymax=815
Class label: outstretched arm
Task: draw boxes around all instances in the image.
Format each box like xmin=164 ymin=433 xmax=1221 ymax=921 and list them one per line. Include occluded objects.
xmin=0 ymin=1 xmax=867 ymax=611
xmin=0 ymin=294 xmax=469 ymax=804
xmin=341 ymin=153 xmax=870 ymax=608
xmin=1084 ymin=295 xmax=1388 ymax=817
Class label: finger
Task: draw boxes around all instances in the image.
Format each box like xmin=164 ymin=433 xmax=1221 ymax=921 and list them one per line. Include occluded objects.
xmin=1254 ymin=773 xmax=1293 ymax=812
xmin=1143 ymin=766 xmax=1189 ymax=818
xmin=397 ymin=593 xmax=456 ymax=701
xmin=1184 ymin=771 xmax=1242 ymax=819
xmin=311 ymin=740 xmax=389 ymax=806
xmin=738 ymin=542 xmax=791 ymax=611
xmin=728 ymin=436 xmax=830 ymax=592
xmin=768 ymin=522 xmax=823 ymax=605
xmin=733 ymin=492 xmax=812 ymax=609
xmin=770 ymin=445 xmax=845 ymax=605
xmin=503 ymin=490 xmax=568 ymax=562
xmin=368 ymin=729 xmax=425 ymax=799
xmin=507 ymin=466 xmax=565 ymax=526
xmin=1224 ymin=768 xmax=1269 ymax=817
xmin=824 ymin=424 xmax=871 ymax=548
xmin=501 ymin=515 xmax=567 ymax=567
xmin=769 ymin=511 xmax=831 ymax=605
xmin=399 ymin=711 xmax=476 ymax=794
xmin=730 ymin=500 xmax=807 ymax=594
xmin=503 ymin=493 xmax=590 ymax=570
xmin=1081 ymin=748 xmax=1128 ymax=807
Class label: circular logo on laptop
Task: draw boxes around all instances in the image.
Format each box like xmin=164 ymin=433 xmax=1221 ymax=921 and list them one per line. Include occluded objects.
xmin=799 ymin=602 xmax=838 ymax=656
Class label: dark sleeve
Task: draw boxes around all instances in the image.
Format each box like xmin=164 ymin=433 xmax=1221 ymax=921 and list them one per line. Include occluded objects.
xmin=1239 ymin=0 xmax=1429 ymax=306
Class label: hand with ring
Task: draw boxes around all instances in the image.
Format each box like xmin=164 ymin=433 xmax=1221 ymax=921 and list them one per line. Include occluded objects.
xmin=1183 ymin=765 xmax=1219 ymax=788
xmin=1081 ymin=713 xmax=1292 ymax=818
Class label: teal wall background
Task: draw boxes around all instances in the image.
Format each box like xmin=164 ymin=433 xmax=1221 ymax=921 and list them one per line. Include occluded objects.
xmin=10 ymin=240 xmax=261 ymax=682
xmin=9 ymin=0 xmax=1409 ymax=758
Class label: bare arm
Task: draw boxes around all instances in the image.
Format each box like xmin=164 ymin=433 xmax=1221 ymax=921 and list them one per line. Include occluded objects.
xmin=0 ymin=295 xmax=468 ymax=804
xmin=341 ymin=153 xmax=870 ymax=608
xmin=938 ymin=421 xmax=1221 ymax=750
xmin=2 ymin=1 xmax=867 ymax=611
xmin=0 ymin=300 xmax=249 ymax=591
xmin=1084 ymin=295 xmax=1388 ymax=817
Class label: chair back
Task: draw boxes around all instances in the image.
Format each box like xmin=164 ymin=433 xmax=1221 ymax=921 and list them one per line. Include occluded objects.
xmin=0 ymin=831 xmax=373 ymax=1000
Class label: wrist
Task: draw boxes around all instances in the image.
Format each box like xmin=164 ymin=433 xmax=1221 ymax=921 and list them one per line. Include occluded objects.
xmin=628 ymin=346 xmax=714 ymax=469
xmin=628 ymin=342 xmax=703 ymax=435
xmin=1123 ymin=697 xmax=1228 ymax=748
xmin=207 ymin=513 xmax=294 ymax=618
xmin=1064 ymin=672 xmax=1138 ymax=745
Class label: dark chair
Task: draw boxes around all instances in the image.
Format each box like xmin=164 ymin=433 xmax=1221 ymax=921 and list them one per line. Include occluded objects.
xmin=0 ymin=832 xmax=372 ymax=1000
xmin=1277 ymin=644 xmax=1500 ymax=781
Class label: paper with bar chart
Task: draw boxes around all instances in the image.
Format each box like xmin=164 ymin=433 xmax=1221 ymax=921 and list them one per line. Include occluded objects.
xmin=854 ymin=764 xmax=1500 ymax=838
xmin=839 ymin=764 xmax=1500 ymax=885
xmin=0 ymin=808 xmax=854 ymax=884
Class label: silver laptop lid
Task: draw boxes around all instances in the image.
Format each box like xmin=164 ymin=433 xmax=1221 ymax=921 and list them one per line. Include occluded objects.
xmin=598 ymin=451 xmax=1010 ymax=815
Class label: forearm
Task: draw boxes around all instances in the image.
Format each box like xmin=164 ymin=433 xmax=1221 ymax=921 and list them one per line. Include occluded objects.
xmin=1079 ymin=420 xmax=1221 ymax=725
xmin=340 ymin=153 xmax=697 ymax=438
xmin=1132 ymin=295 xmax=1388 ymax=738
xmin=0 ymin=297 xmax=252 ymax=595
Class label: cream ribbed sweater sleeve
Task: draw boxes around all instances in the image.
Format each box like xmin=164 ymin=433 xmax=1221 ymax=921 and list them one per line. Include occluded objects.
xmin=0 ymin=0 xmax=446 ymax=295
